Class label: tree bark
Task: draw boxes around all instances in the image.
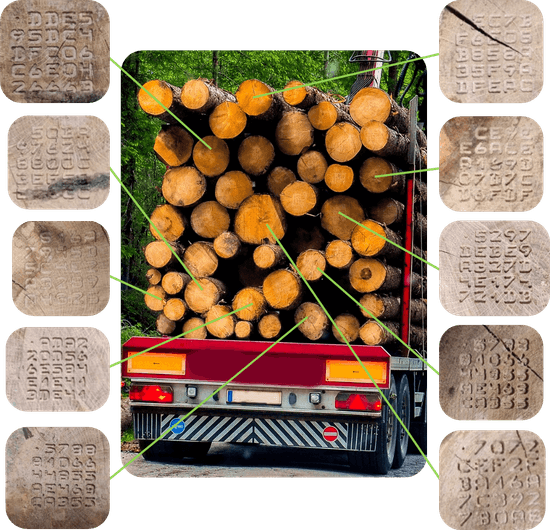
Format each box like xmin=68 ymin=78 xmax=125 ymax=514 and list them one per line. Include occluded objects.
xmin=410 ymin=298 xmax=427 ymax=324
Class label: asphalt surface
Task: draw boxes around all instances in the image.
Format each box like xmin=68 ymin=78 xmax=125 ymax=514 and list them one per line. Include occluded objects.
xmin=120 ymin=443 xmax=426 ymax=478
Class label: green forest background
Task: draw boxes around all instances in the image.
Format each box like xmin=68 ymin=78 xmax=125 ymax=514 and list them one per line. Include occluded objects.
xmin=120 ymin=50 xmax=426 ymax=343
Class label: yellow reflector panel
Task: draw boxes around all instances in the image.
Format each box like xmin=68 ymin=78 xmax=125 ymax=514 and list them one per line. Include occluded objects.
xmin=127 ymin=352 xmax=186 ymax=375
xmin=326 ymin=360 xmax=387 ymax=385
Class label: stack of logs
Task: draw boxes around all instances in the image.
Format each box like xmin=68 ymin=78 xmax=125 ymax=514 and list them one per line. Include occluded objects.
xmin=137 ymin=76 xmax=427 ymax=350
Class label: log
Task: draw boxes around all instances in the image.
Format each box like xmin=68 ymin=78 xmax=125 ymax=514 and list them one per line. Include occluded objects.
xmin=144 ymin=285 xmax=166 ymax=312
xmin=409 ymin=325 xmax=427 ymax=348
xmin=350 ymin=219 xmax=403 ymax=260
xmin=137 ymin=80 xmax=188 ymax=123
xmin=237 ymin=135 xmax=275 ymax=176
xmin=359 ymin=320 xmax=400 ymax=346
xmin=263 ymin=269 xmax=302 ymax=310
xmin=253 ymin=244 xmax=285 ymax=270
xmin=332 ymin=314 xmax=360 ymax=343
xmin=215 ymin=171 xmax=254 ymax=209
xmin=156 ymin=313 xmax=176 ymax=335
xmin=162 ymin=166 xmax=206 ymax=207
xmin=295 ymin=302 xmax=329 ymax=341
xmin=183 ymin=317 xmax=207 ymax=339
xmin=415 ymin=211 xmax=427 ymax=242
xmin=180 ymin=78 xmax=236 ymax=113
xmin=192 ymin=135 xmax=230 ymax=177
xmin=295 ymin=249 xmax=326 ymax=281
xmin=282 ymin=82 xmax=340 ymax=109
xmin=258 ymin=313 xmax=282 ymax=339
xmin=146 ymin=268 xmax=162 ymax=285
xmin=308 ymin=101 xmax=354 ymax=130
xmin=325 ymin=240 xmax=354 ymax=269
xmin=149 ymin=204 xmax=187 ymax=242
xmin=163 ymin=298 xmax=187 ymax=321
xmin=324 ymin=164 xmax=354 ymax=193
xmin=415 ymin=181 xmax=427 ymax=203
xmin=320 ymin=195 xmax=364 ymax=240
xmin=154 ymin=125 xmax=193 ymax=167
xmin=267 ymin=167 xmax=297 ymax=197
xmin=183 ymin=241 xmax=218 ymax=277
xmin=275 ymin=111 xmax=314 ymax=156
xmin=349 ymin=258 xmax=401 ymax=293
xmin=325 ymin=122 xmax=362 ymax=163
xmin=296 ymin=150 xmax=328 ymax=184
xmin=213 ymin=231 xmax=242 ymax=259
xmin=410 ymin=298 xmax=427 ymax=324
xmin=184 ymin=277 xmax=227 ymax=315
xmin=359 ymin=158 xmax=404 ymax=194
xmin=280 ymin=181 xmax=318 ymax=216
xmin=369 ymin=197 xmax=405 ymax=226
xmin=161 ymin=271 xmax=191 ymax=295
xmin=234 ymin=194 xmax=287 ymax=245
xmin=144 ymin=241 xmax=184 ymax=269
xmin=235 ymin=320 xmax=254 ymax=339
xmin=232 ymin=287 xmax=267 ymax=321
xmin=209 ymin=101 xmax=247 ymax=139
xmin=205 ymin=305 xmax=235 ymax=338
xmin=359 ymin=293 xmax=401 ymax=320
xmin=190 ymin=201 xmax=230 ymax=239
xmin=411 ymin=272 xmax=427 ymax=299
xmin=236 ymin=79 xmax=292 ymax=121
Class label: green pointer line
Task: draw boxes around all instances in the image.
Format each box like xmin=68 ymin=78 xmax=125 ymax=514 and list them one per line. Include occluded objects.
xmin=110 ymin=167 xmax=203 ymax=291
xmin=110 ymin=275 xmax=162 ymax=301
xmin=339 ymin=212 xmax=439 ymax=271
xmin=266 ymin=224 xmax=438 ymax=479
xmin=110 ymin=317 xmax=307 ymax=479
xmin=375 ymin=167 xmax=439 ymax=178
xmin=110 ymin=57 xmax=211 ymax=150
xmin=253 ymin=54 xmax=439 ymax=98
xmin=110 ymin=303 xmax=253 ymax=369
xmin=319 ymin=269 xmax=438 ymax=376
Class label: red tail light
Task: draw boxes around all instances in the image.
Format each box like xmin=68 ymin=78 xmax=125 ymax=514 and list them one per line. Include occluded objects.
xmin=335 ymin=393 xmax=382 ymax=411
xmin=130 ymin=384 xmax=173 ymax=403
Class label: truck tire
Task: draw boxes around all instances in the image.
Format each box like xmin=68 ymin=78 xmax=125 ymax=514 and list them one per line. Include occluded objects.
xmin=139 ymin=440 xmax=211 ymax=462
xmin=392 ymin=374 xmax=410 ymax=469
xmin=348 ymin=374 xmax=397 ymax=475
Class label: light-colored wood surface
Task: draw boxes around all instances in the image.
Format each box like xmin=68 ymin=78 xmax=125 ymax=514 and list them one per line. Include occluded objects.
xmin=440 ymin=116 xmax=543 ymax=212
xmin=440 ymin=430 xmax=545 ymax=530
xmin=439 ymin=0 xmax=543 ymax=103
xmin=439 ymin=325 xmax=543 ymax=420
xmin=6 ymin=427 xmax=109 ymax=528
xmin=0 ymin=0 xmax=110 ymax=103
xmin=12 ymin=221 xmax=110 ymax=316
xmin=6 ymin=327 xmax=109 ymax=412
xmin=8 ymin=116 xmax=109 ymax=209
xmin=439 ymin=221 xmax=550 ymax=316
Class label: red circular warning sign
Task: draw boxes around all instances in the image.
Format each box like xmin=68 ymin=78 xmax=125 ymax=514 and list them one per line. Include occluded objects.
xmin=323 ymin=426 xmax=339 ymax=442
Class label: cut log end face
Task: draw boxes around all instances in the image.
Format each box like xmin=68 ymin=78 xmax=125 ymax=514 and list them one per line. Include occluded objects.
xmin=215 ymin=171 xmax=254 ymax=209
xmin=156 ymin=313 xmax=176 ymax=335
xmin=180 ymin=79 xmax=210 ymax=110
xmin=146 ymin=268 xmax=162 ymax=285
xmin=183 ymin=242 xmax=218 ymax=277
xmin=163 ymin=298 xmax=187 ymax=321
xmin=324 ymin=164 xmax=354 ymax=193
xmin=253 ymin=245 xmax=281 ymax=269
xmin=162 ymin=166 xmax=206 ymax=207
xmin=280 ymin=181 xmax=317 ymax=216
xmin=258 ymin=314 xmax=282 ymax=339
xmin=263 ymin=269 xmax=302 ymax=310
xmin=359 ymin=158 xmax=397 ymax=193
xmin=183 ymin=317 xmax=207 ymax=339
xmin=144 ymin=241 xmax=176 ymax=268
xmin=190 ymin=201 xmax=230 ymax=239
xmin=234 ymin=194 xmax=286 ymax=245
xmin=296 ymin=249 xmax=326 ymax=281
xmin=295 ymin=302 xmax=329 ymax=341
xmin=161 ymin=271 xmax=191 ymax=295
xmin=232 ymin=287 xmax=267 ymax=321
xmin=150 ymin=204 xmax=186 ymax=242
xmin=351 ymin=219 xmax=387 ymax=257
xmin=267 ymin=167 xmax=297 ymax=197
xmin=360 ymin=121 xmax=390 ymax=152
xmin=333 ymin=314 xmax=360 ymax=343
xmin=275 ymin=112 xmax=314 ymax=156
xmin=349 ymin=258 xmax=387 ymax=293
xmin=213 ymin=231 xmax=241 ymax=259
xmin=236 ymin=79 xmax=273 ymax=116
xmin=325 ymin=240 xmax=353 ymax=269
xmin=145 ymin=286 xmax=166 ymax=312
xmin=192 ymin=136 xmax=230 ymax=177
xmin=209 ymin=102 xmax=247 ymax=139
xmin=320 ymin=195 xmax=364 ymax=240
xmin=325 ymin=123 xmax=362 ymax=163
xmin=283 ymin=81 xmax=308 ymax=106
xmin=235 ymin=320 xmax=253 ymax=338
xmin=206 ymin=305 xmax=235 ymax=338
xmin=308 ymin=101 xmax=337 ymax=130
xmin=237 ymin=136 xmax=275 ymax=176
xmin=154 ymin=126 xmax=193 ymax=167
xmin=138 ymin=80 xmax=173 ymax=116
xmin=184 ymin=278 xmax=225 ymax=314
xmin=297 ymin=150 xmax=328 ymax=184
xmin=349 ymin=87 xmax=391 ymax=126
xmin=359 ymin=321 xmax=396 ymax=346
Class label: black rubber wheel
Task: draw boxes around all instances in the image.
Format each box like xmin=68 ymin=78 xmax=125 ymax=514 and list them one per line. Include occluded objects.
xmin=408 ymin=421 xmax=427 ymax=455
xmin=348 ymin=374 xmax=397 ymax=475
xmin=392 ymin=374 xmax=410 ymax=469
xmin=139 ymin=440 xmax=211 ymax=462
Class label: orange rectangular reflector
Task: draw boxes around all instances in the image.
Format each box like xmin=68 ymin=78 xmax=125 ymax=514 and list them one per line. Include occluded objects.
xmin=127 ymin=352 xmax=186 ymax=375
xmin=326 ymin=360 xmax=388 ymax=385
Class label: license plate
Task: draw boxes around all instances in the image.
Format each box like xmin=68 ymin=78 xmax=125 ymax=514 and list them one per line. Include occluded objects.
xmin=227 ymin=389 xmax=282 ymax=405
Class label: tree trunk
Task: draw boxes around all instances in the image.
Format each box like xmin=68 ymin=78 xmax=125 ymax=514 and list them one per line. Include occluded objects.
xmin=214 ymin=171 xmax=254 ymax=209
xmin=162 ymin=166 xmax=206 ymax=207
xmin=161 ymin=271 xmax=191 ymax=295
xmin=145 ymin=268 xmax=162 ymax=285
xmin=235 ymin=320 xmax=254 ymax=339
xmin=253 ymin=244 xmax=285 ymax=270
xmin=359 ymin=293 xmax=401 ymax=320
xmin=232 ymin=287 xmax=267 ymax=321
xmin=183 ymin=317 xmax=207 ymax=339
xmin=267 ymin=166 xmax=296 ymax=197
xmin=320 ymin=195 xmax=364 ymax=240
xmin=238 ymin=136 xmax=275 ymax=176
xmin=184 ymin=277 xmax=227 ymax=315
xmin=359 ymin=158 xmax=405 ymax=194
xmin=137 ymin=80 xmax=188 ymax=123
xmin=332 ymin=313 xmax=360 ymax=343
xmin=258 ymin=313 xmax=282 ymax=339
xmin=149 ymin=204 xmax=187 ymax=242
xmin=144 ymin=241 xmax=185 ymax=269
xmin=280 ymin=181 xmax=318 ymax=216
xmin=324 ymin=164 xmax=354 ymax=193
xmin=144 ymin=285 xmax=166 ymax=312
xmin=156 ymin=313 xmax=176 ymax=335
xmin=234 ymin=194 xmax=287 ymax=245
xmin=295 ymin=302 xmax=330 ymax=341
xmin=325 ymin=122 xmax=362 ymax=163
xmin=350 ymin=219 xmax=403 ymax=260
xmin=205 ymin=305 xmax=235 ymax=338
xmin=213 ymin=231 xmax=242 ymax=259
xmin=192 ymin=135 xmax=230 ymax=177
xmin=209 ymin=101 xmax=247 ymax=139
xmin=369 ymin=197 xmax=405 ymax=226
xmin=275 ymin=111 xmax=314 ymax=156
xmin=359 ymin=320 xmax=400 ymax=345
xmin=153 ymin=125 xmax=193 ymax=167
xmin=190 ymin=201 xmax=230 ymax=239
xmin=163 ymin=298 xmax=187 ymax=321
xmin=349 ymin=258 xmax=401 ymax=293
xmin=295 ymin=249 xmax=326 ymax=281
xmin=263 ymin=269 xmax=302 ymax=310
xmin=180 ymin=78 xmax=236 ymax=113
xmin=183 ymin=241 xmax=218 ymax=277
xmin=325 ymin=240 xmax=354 ymax=269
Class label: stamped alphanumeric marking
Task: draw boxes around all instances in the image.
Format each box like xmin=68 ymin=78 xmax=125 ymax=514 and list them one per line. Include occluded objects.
xmin=8 ymin=116 xmax=109 ymax=209
xmin=439 ymin=0 xmax=543 ymax=103
xmin=440 ymin=325 xmax=543 ymax=420
xmin=0 ymin=0 xmax=109 ymax=103
xmin=12 ymin=221 xmax=110 ymax=316
xmin=6 ymin=327 xmax=109 ymax=411
xmin=6 ymin=427 xmax=109 ymax=529
xmin=440 ymin=117 xmax=543 ymax=212
xmin=439 ymin=221 xmax=550 ymax=316
xmin=440 ymin=430 xmax=545 ymax=530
